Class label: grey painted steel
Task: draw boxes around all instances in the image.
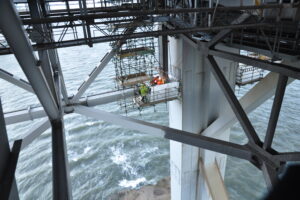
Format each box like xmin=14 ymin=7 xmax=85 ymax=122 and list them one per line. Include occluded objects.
xmin=263 ymin=75 xmax=288 ymax=150
xmin=201 ymin=72 xmax=294 ymax=139
xmin=4 ymin=88 xmax=135 ymax=124
xmin=78 ymin=88 xmax=135 ymax=107
xmin=72 ymin=49 xmax=119 ymax=102
xmin=48 ymin=49 xmax=70 ymax=104
xmin=28 ymin=0 xmax=69 ymax=103
xmin=159 ymin=25 xmax=168 ymax=78
xmin=207 ymin=55 xmax=281 ymax=167
xmin=0 ymin=68 xmax=34 ymax=93
xmin=28 ymin=0 xmax=59 ymax=103
xmin=4 ymin=106 xmax=46 ymax=125
xmin=47 ymin=49 xmax=70 ymax=105
xmin=22 ymin=4 xmax=292 ymax=24
xmin=52 ymin=72 xmax=72 ymax=200
xmin=0 ymin=23 xmax=268 ymax=55
xmin=261 ymin=162 xmax=279 ymax=189
xmin=0 ymin=0 xmax=59 ymax=120
xmin=207 ymin=13 xmax=250 ymax=48
xmin=209 ymin=49 xmax=300 ymax=80
xmin=72 ymin=25 xmax=136 ymax=102
xmin=0 ymin=99 xmax=19 ymax=200
xmin=21 ymin=118 xmax=51 ymax=150
xmin=274 ymin=152 xmax=300 ymax=161
xmin=0 ymin=140 xmax=22 ymax=200
xmin=51 ymin=120 xmax=72 ymax=200
xmin=4 ymin=82 xmax=178 ymax=124
xmin=245 ymin=143 xmax=280 ymax=168
xmin=74 ymin=105 xmax=253 ymax=161
xmin=207 ymin=55 xmax=261 ymax=144
xmin=38 ymin=50 xmax=58 ymax=103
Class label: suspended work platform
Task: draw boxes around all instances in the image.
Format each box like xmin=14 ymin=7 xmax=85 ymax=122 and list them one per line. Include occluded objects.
xmin=236 ymin=51 xmax=266 ymax=86
xmin=236 ymin=64 xmax=264 ymax=86
xmin=133 ymin=82 xmax=180 ymax=107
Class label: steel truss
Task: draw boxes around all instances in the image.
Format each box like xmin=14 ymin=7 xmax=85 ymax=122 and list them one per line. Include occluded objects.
xmin=1 ymin=0 xmax=300 ymax=199
xmin=0 ymin=2 xmax=299 ymax=55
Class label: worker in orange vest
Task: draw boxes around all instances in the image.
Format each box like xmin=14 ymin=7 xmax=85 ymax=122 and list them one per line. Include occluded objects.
xmin=151 ymin=76 xmax=159 ymax=86
xmin=157 ymin=77 xmax=165 ymax=85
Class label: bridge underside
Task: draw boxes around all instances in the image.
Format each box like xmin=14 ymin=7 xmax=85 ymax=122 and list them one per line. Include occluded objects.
xmin=0 ymin=0 xmax=300 ymax=199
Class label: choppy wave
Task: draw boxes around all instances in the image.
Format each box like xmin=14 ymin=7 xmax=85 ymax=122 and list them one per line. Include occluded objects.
xmin=119 ymin=177 xmax=147 ymax=188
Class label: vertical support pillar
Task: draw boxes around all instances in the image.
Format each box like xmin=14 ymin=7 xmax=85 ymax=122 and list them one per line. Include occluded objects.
xmin=51 ymin=120 xmax=72 ymax=200
xmin=169 ymin=37 xmax=238 ymax=200
xmin=0 ymin=99 xmax=19 ymax=200
xmin=159 ymin=25 xmax=169 ymax=79
xmin=51 ymin=73 xmax=72 ymax=200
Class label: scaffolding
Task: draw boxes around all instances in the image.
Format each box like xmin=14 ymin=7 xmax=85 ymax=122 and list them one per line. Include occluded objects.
xmin=113 ymin=37 xmax=157 ymax=88
xmin=236 ymin=51 xmax=266 ymax=86
xmin=113 ymin=37 xmax=158 ymax=112
xmin=107 ymin=20 xmax=180 ymax=112
xmin=236 ymin=64 xmax=264 ymax=86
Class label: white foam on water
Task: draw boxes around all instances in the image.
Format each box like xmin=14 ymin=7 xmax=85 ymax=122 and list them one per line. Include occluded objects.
xmin=110 ymin=146 xmax=128 ymax=165
xmin=86 ymin=121 xmax=96 ymax=126
xmin=110 ymin=146 xmax=137 ymax=175
xmin=119 ymin=177 xmax=146 ymax=188
xmin=83 ymin=146 xmax=91 ymax=154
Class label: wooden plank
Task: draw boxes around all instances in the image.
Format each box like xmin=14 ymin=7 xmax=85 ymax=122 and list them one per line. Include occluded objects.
xmin=202 ymin=161 xmax=229 ymax=200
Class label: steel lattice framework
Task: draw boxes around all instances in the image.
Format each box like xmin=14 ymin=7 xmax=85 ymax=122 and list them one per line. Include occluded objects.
xmin=0 ymin=0 xmax=300 ymax=199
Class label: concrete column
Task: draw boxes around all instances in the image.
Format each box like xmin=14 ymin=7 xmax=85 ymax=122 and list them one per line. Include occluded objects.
xmin=169 ymin=36 xmax=238 ymax=200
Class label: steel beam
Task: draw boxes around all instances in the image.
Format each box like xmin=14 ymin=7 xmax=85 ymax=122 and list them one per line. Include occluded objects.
xmin=0 ymin=68 xmax=34 ymax=93
xmin=0 ymin=23 xmax=268 ymax=55
xmin=20 ymin=118 xmax=50 ymax=150
xmin=207 ymin=13 xmax=251 ymax=48
xmin=159 ymin=25 xmax=169 ymax=79
xmin=4 ymin=106 xmax=46 ymax=125
xmin=38 ymin=50 xmax=58 ymax=102
xmin=274 ymin=152 xmax=300 ymax=161
xmin=262 ymin=162 xmax=279 ymax=190
xmin=201 ymin=72 xmax=294 ymax=139
xmin=0 ymin=140 xmax=22 ymax=200
xmin=0 ymin=99 xmax=19 ymax=200
xmin=0 ymin=0 xmax=59 ymax=120
xmin=52 ymin=71 xmax=72 ymax=200
xmin=21 ymin=4 xmax=293 ymax=25
xmin=208 ymin=49 xmax=300 ymax=80
xmin=206 ymin=55 xmax=261 ymax=144
xmin=40 ymin=0 xmax=70 ymax=105
xmin=263 ymin=75 xmax=288 ymax=150
xmin=47 ymin=49 xmax=70 ymax=105
xmin=74 ymin=105 xmax=253 ymax=161
xmin=71 ymin=25 xmax=137 ymax=102
xmin=51 ymin=119 xmax=72 ymax=200
xmin=206 ymin=56 xmax=282 ymax=167
xmin=28 ymin=0 xmax=59 ymax=103
xmin=4 ymin=89 xmax=135 ymax=125
xmin=72 ymin=49 xmax=119 ymax=102
xmin=16 ymin=3 xmax=294 ymax=20
xmin=4 ymin=82 xmax=179 ymax=124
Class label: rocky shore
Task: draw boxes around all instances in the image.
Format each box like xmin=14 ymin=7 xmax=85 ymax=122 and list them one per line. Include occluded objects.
xmin=109 ymin=177 xmax=170 ymax=200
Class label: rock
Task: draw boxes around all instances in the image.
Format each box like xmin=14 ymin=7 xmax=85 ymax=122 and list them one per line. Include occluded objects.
xmin=108 ymin=177 xmax=170 ymax=200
